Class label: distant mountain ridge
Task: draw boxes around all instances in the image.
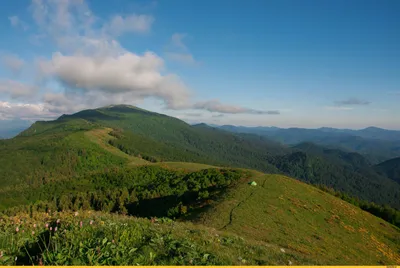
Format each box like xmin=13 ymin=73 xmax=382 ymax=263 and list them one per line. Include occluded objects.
xmin=214 ymin=124 xmax=400 ymax=164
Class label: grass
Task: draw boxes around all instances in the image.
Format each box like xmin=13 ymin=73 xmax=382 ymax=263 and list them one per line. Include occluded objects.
xmin=0 ymin=210 xmax=307 ymax=266
xmin=196 ymin=170 xmax=400 ymax=265
xmin=84 ymin=128 xmax=148 ymax=165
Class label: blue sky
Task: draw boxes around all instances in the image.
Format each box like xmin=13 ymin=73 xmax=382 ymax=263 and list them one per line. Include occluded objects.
xmin=0 ymin=0 xmax=399 ymax=129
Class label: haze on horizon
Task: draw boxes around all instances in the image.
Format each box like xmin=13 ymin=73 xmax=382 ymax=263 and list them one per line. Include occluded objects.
xmin=0 ymin=0 xmax=399 ymax=130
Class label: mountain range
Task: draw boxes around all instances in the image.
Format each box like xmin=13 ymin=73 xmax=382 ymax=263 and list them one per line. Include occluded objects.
xmin=215 ymin=125 xmax=400 ymax=164
xmin=0 ymin=104 xmax=399 ymax=265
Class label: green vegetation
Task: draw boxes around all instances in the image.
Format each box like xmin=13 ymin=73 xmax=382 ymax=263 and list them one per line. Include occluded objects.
xmin=196 ymin=170 xmax=400 ymax=265
xmin=1 ymin=104 xmax=400 ymax=265
xmin=0 ymin=211 xmax=308 ymax=266
xmin=316 ymin=185 xmax=400 ymax=228
xmin=270 ymin=151 xmax=400 ymax=209
xmin=374 ymin=157 xmax=400 ymax=184
xmin=1 ymin=166 xmax=246 ymax=219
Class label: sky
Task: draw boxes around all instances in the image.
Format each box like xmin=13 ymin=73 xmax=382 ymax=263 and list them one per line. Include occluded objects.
xmin=0 ymin=0 xmax=399 ymax=129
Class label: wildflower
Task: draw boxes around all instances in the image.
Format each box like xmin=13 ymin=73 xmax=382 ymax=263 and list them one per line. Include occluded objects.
xmin=288 ymin=260 xmax=293 ymax=265
xmin=45 ymin=223 xmax=49 ymax=228
xmin=57 ymin=219 xmax=60 ymax=224
xmin=80 ymin=221 xmax=83 ymax=228
xmin=33 ymin=224 xmax=37 ymax=228
xmin=50 ymin=227 xmax=52 ymax=231
xmin=32 ymin=231 xmax=35 ymax=235
xmin=74 ymin=212 xmax=79 ymax=217
xmin=90 ymin=220 xmax=94 ymax=225
xmin=54 ymin=227 xmax=58 ymax=232
xmin=112 ymin=240 xmax=115 ymax=244
xmin=22 ymin=230 xmax=25 ymax=233
xmin=280 ymin=248 xmax=285 ymax=253
xmin=15 ymin=256 xmax=17 ymax=262
xmin=100 ymin=221 xmax=105 ymax=225
xmin=0 ymin=251 xmax=3 ymax=258
xmin=15 ymin=227 xmax=19 ymax=233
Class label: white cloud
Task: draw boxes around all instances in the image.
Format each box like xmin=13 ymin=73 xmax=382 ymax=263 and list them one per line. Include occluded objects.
xmin=37 ymin=51 xmax=192 ymax=110
xmin=8 ymin=16 xmax=29 ymax=30
xmin=0 ymin=80 xmax=39 ymax=100
xmin=102 ymin=14 xmax=154 ymax=36
xmin=0 ymin=0 xmax=280 ymax=120
xmin=1 ymin=54 xmax=25 ymax=74
xmin=0 ymin=101 xmax=56 ymax=120
xmin=193 ymin=100 xmax=280 ymax=115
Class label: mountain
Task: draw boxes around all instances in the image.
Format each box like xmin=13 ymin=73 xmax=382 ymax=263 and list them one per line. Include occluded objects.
xmin=216 ymin=125 xmax=400 ymax=164
xmin=0 ymin=104 xmax=400 ymax=265
xmin=375 ymin=157 xmax=400 ymax=184
xmin=0 ymin=119 xmax=32 ymax=139
xmin=2 ymin=105 xmax=400 ymax=209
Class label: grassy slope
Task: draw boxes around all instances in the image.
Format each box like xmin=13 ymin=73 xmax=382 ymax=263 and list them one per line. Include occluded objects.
xmin=0 ymin=210 xmax=310 ymax=266
xmin=78 ymin=128 xmax=400 ymax=264
xmin=196 ymin=170 xmax=400 ymax=265
xmin=84 ymin=128 xmax=148 ymax=165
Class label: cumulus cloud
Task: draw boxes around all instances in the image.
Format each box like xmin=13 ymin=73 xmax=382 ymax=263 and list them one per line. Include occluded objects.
xmin=37 ymin=51 xmax=192 ymax=109
xmin=0 ymin=80 xmax=39 ymax=100
xmin=193 ymin=100 xmax=280 ymax=115
xmin=8 ymin=16 xmax=29 ymax=30
xmin=334 ymin=98 xmax=370 ymax=106
xmin=1 ymin=54 xmax=25 ymax=74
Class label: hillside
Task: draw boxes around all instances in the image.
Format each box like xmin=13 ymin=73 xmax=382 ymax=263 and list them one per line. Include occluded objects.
xmin=1 ymin=167 xmax=399 ymax=265
xmin=2 ymin=105 xmax=400 ymax=210
xmin=196 ymin=170 xmax=400 ymax=265
xmin=0 ymin=104 xmax=400 ymax=265
xmin=375 ymin=157 xmax=400 ymax=184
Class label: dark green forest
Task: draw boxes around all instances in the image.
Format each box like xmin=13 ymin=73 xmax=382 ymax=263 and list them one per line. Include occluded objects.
xmin=1 ymin=166 xmax=248 ymax=221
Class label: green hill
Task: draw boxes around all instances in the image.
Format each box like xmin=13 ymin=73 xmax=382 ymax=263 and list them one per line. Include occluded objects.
xmin=0 ymin=167 xmax=399 ymax=265
xmin=375 ymin=157 xmax=400 ymax=184
xmin=0 ymin=104 xmax=400 ymax=265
